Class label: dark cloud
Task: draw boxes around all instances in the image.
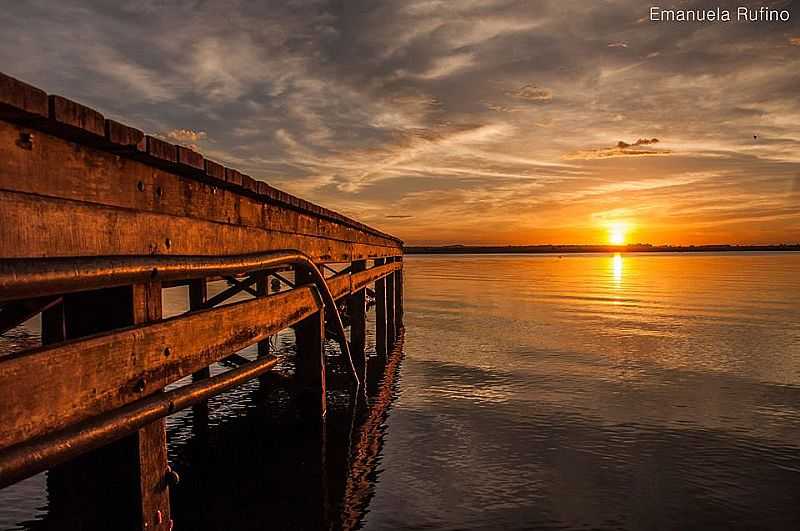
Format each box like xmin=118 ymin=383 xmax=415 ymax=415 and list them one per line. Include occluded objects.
xmin=617 ymin=138 xmax=659 ymax=148
xmin=565 ymin=138 xmax=671 ymax=160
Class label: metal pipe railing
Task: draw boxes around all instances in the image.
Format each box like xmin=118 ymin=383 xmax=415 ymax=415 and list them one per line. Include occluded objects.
xmin=0 ymin=250 xmax=362 ymax=386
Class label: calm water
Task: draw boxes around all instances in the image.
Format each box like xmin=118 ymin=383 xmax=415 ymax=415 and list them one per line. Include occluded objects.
xmin=2 ymin=253 xmax=800 ymax=530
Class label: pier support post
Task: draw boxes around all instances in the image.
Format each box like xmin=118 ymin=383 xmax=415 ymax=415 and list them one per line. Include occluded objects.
xmin=394 ymin=257 xmax=404 ymax=330
xmin=189 ymin=278 xmax=211 ymax=381
xmin=386 ymin=258 xmax=396 ymax=348
xmin=46 ymin=283 xmax=171 ymax=531
xmin=294 ymin=266 xmax=327 ymax=418
xmin=188 ymin=278 xmax=211 ymax=432
xmin=347 ymin=260 xmax=368 ymax=383
xmin=255 ymin=272 xmax=271 ymax=358
xmin=374 ymin=258 xmax=387 ymax=357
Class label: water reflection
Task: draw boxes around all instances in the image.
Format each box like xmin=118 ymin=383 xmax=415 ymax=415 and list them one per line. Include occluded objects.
xmin=3 ymin=253 xmax=800 ymax=531
xmin=364 ymin=253 xmax=800 ymax=531
xmin=612 ymin=253 xmax=623 ymax=285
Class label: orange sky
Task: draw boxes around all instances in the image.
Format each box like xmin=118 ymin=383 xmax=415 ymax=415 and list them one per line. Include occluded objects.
xmin=4 ymin=1 xmax=799 ymax=245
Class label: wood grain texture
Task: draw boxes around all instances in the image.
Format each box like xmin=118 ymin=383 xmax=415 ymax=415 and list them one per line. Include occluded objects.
xmin=48 ymin=95 xmax=105 ymax=137
xmin=204 ymin=159 xmax=225 ymax=181
xmin=0 ymin=190 xmax=398 ymax=262
xmin=146 ymin=135 xmax=177 ymax=163
xmin=0 ymin=72 xmax=48 ymax=120
xmin=176 ymin=145 xmax=204 ymax=171
xmin=106 ymin=119 xmax=145 ymax=152
xmin=0 ymin=286 xmax=321 ymax=450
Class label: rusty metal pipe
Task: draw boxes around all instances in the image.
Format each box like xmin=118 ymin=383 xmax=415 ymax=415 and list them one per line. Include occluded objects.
xmin=0 ymin=251 xmax=360 ymax=386
xmin=0 ymin=355 xmax=279 ymax=489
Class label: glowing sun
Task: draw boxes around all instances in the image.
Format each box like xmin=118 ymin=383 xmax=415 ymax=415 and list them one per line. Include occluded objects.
xmin=608 ymin=222 xmax=628 ymax=245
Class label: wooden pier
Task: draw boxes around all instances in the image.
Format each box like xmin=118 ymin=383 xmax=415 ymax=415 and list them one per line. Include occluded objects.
xmin=0 ymin=72 xmax=404 ymax=530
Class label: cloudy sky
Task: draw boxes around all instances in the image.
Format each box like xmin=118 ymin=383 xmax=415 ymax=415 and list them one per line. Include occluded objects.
xmin=2 ymin=0 xmax=799 ymax=245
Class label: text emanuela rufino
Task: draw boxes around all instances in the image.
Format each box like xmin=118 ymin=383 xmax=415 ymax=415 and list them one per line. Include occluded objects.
xmin=650 ymin=6 xmax=790 ymax=22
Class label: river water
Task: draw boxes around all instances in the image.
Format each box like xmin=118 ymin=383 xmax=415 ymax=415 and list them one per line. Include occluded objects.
xmin=1 ymin=253 xmax=800 ymax=530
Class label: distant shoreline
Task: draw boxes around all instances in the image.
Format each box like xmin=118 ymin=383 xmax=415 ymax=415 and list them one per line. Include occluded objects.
xmin=405 ymin=244 xmax=800 ymax=255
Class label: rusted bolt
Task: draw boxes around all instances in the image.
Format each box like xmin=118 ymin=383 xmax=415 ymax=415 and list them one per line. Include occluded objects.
xmin=164 ymin=346 xmax=171 ymax=357
xmin=156 ymin=510 xmax=163 ymax=525
xmin=164 ymin=238 xmax=171 ymax=249
xmin=137 ymin=181 xmax=145 ymax=192
xmin=166 ymin=466 xmax=180 ymax=486
xmin=135 ymin=378 xmax=146 ymax=392
xmin=15 ymin=132 xmax=34 ymax=150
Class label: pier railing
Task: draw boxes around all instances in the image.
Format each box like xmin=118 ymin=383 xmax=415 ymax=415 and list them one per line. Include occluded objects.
xmin=0 ymin=72 xmax=404 ymax=530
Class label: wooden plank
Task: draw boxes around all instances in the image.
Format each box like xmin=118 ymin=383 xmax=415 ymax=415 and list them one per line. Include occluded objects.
xmin=0 ymin=285 xmax=322 ymax=450
xmin=0 ymin=119 xmax=401 ymax=248
xmin=146 ymin=135 xmax=177 ymax=163
xmin=106 ymin=119 xmax=145 ymax=152
xmin=0 ymin=190 xmax=398 ymax=262
xmin=0 ymin=72 xmax=48 ymax=121
xmin=48 ymin=95 xmax=105 ymax=137
xmin=176 ymin=145 xmax=204 ymax=171
xmin=224 ymin=167 xmax=243 ymax=187
xmin=204 ymin=159 xmax=225 ymax=181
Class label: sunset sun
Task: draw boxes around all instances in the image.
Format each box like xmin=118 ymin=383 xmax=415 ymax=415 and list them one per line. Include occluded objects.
xmin=608 ymin=223 xmax=628 ymax=245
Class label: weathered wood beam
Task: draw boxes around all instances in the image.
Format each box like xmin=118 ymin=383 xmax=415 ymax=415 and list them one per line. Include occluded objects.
xmin=0 ymin=118 xmax=402 ymax=255
xmin=0 ymin=189 xmax=397 ymax=263
xmin=0 ymin=285 xmax=322 ymax=451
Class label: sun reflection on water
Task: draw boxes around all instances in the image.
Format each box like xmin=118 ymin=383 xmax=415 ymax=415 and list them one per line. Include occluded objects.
xmin=612 ymin=253 xmax=623 ymax=284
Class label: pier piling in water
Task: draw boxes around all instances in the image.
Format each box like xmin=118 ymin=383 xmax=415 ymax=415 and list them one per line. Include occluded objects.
xmin=0 ymin=71 xmax=404 ymax=530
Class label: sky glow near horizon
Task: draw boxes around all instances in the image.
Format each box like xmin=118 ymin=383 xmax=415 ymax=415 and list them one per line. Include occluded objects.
xmin=2 ymin=0 xmax=799 ymax=245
